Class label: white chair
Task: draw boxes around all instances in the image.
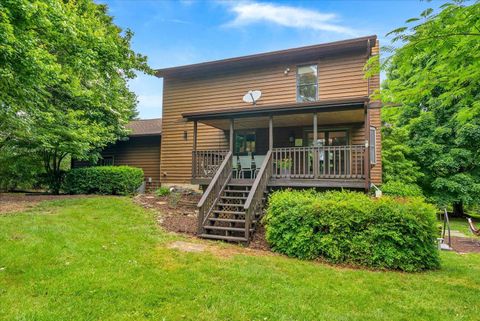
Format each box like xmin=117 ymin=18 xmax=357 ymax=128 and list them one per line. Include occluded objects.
xmin=253 ymin=155 xmax=265 ymax=178
xmin=239 ymin=156 xmax=253 ymax=179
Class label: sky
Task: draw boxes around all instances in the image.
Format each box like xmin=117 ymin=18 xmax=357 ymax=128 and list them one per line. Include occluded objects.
xmin=98 ymin=0 xmax=447 ymax=119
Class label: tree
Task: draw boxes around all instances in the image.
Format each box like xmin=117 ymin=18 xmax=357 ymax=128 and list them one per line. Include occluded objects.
xmin=372 ymin=1 xmax=480 ymax=215
xmin=0 ymin=0 xmax=152 ymax=193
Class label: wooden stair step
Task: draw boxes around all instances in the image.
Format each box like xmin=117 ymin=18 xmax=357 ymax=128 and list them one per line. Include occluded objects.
xmin=213 ymin=210 xmax=245 ymax=215
xmin=217 ymin=203 xmax=245 ymax=208
xmin=208 ymin=218 xmax=251 ymax=223
xmin=224 ymin=189 xmax=250 ymax=194
xmin=204 ymin=226 xmax=253 ymax=232
xmin=199 ymin=234 xmax=248 ymax=242
xmin=221 ymin=196 xmax=248 ymax=200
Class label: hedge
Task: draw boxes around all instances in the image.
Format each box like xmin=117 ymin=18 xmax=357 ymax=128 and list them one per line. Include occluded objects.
xmin=381 ymin=181 xmax=424 ymax=197
xmin=264 ymin=190 xmax=440 ymax=272
xmin=63 ymin=166 xmax=144 ymax=195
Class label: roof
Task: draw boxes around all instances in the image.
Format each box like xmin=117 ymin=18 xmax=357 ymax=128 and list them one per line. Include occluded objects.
xmin=155 ymin=35 xmax=376 ymax=78
xmin=126 ymin=118 xmax=162 ymax=136
xmin=182 ymin=97 xmax=369 ymax=121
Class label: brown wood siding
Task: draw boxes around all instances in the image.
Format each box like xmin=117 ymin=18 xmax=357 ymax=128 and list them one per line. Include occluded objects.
xmin=73 ymin=136 xmax=162 ymax=187
xmin=161 ymin=47 xmax=379 ymax=184
xmin=369 ymin=41 xmax=382 ymax=185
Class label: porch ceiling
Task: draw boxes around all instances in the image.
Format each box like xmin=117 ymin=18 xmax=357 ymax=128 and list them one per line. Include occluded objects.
xmin=200 ymin=109 xmax=364 ymax=130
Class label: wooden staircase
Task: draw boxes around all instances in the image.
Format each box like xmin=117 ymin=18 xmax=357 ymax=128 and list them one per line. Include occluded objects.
xmin=197 ymin=150 xmax=273 ymax=244
xmin=199 ymin=180 xmax=266 ymax=242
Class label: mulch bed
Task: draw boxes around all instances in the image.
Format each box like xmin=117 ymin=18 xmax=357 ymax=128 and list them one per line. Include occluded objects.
xmin=135 ymin=193 xmax=200 ymax=235
xmin=450 ymin=236 xmax=480 ymax=254
xmin=134 ymin=192 xmax=271 ymax=251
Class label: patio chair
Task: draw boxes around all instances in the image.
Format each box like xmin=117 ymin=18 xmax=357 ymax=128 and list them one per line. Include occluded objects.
xmin=238 ymin=155 xmax=254 ymax=179
xmin=253 ymin=155 xmax=265 ymax=178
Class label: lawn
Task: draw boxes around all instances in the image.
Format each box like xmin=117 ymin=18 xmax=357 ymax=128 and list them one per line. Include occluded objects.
xmin=1 ymin=197 xmax=479 ymax=321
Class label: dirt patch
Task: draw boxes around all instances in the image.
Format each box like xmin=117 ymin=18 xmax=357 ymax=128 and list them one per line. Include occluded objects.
xmin=249 ymin=224 xmax=270 ymax=251
xmin=135 ymin=193 xmax=199 ymax=235
xmin=166 ymin=239 xmax=273 ymax=259
xmin=0 ymin=193 xmax=93 ymax=214
xmin=450 ymin=236 xmax=480 ymax=254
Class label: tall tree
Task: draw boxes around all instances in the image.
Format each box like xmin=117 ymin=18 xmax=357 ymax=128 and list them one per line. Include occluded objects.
xmin=0 ymin=0 xmax=152 ymax=193
xmin=372 ymin=1 xmax=480 ymax=215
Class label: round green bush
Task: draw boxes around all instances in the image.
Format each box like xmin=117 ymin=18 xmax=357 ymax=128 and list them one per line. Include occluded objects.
xmin=264 ymin=190 xmax=440 ymax=272
xmin=381 ymin=181 xmax=423 ymax=197
xmin=63 ymin=166 xmax=144 ymax=195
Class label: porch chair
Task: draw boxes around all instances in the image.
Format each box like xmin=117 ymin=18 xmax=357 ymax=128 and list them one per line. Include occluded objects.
xmin=238 ymin=155 xmax=254 ymax=179
xmin=253 ymin=155 xmax=265 ymax=178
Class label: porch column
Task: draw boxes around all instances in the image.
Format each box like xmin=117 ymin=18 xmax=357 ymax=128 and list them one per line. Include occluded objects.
xmin=364 ymin=105 xmax=371 ymax=191
xmin=269 ymin=115 xmax=273 ymax=151
xmin=313 ymin=112 xmax=318 ymax=178
xmin=192 ymin=120 xmax=197 ymax=179
xmin=229 ymin=119 xmax=234 ymax=152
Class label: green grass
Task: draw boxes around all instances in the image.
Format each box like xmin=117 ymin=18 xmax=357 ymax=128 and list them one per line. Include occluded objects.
xmin=1 ymin=197 xmax=480 ymax=320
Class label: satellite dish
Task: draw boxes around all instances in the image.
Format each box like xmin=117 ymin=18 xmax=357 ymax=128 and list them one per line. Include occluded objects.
xmin=242 ymin=90 xmax=262 ymax=105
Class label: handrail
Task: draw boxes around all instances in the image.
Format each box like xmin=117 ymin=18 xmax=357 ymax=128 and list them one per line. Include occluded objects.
xmin=243 ymin=150 xmax=272 ymax=241
xmin=197 ymin=151 xmax=232 ymax=235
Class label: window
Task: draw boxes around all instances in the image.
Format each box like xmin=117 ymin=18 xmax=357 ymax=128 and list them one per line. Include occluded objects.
xmin=297 ymin=65 xmax=318 ymax=102
xmin=234 ymin=130 xmax=256 ymax=155
xmin=100 ymin=156 xmax=114 ymax=166
xmin=370 ymin=127 xmax=376 ymax=164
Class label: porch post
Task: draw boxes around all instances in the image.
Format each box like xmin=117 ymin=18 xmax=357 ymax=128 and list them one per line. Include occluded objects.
xmin=364 ymin=104 xmax=371 ymax=191
xmin=229 ymin=119 xmax=234 ymax=152
xmin=192 ymin=120 xmax=197 ymax=179
xmin=313 ymin=112 xmax=318 ymax=178
xmin=269 ymin=115 xmax=273 ymax=151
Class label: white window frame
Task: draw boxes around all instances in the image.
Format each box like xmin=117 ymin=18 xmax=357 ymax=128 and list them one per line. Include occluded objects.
xmin=296 ymin=64 xmax=318 ymax=103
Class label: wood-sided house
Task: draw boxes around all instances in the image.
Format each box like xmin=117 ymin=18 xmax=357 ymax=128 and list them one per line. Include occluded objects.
xmin=156 ymin=35 xmax=382 ymax=242
xmin=72 ymin=118 xmax=162 ymax=190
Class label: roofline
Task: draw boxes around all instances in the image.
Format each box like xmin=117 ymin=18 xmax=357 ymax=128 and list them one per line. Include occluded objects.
xmin=155 ymin=35 xmax=377 ymax=78
xmin=182 ymin=97 xmax=369 ymax=121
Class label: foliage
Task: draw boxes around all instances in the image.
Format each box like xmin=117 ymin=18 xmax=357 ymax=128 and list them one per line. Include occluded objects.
xmin=0 ymin=145 xmax=44 ymax=191
xmin=264 ymin=190 xmax=440 ymax=272
xmin=1 ymin=197 xmax=479 ymax=320
xmin=168 ymin=192 xmax=182 ymax=208
xmin=381 ymin=181 xmax=424 ymax=198
xmin=155 ymin=186 xmax=171 ymax=197
xmin=0 ymin=0 xmax=152 ymax=193
xmin=368 ymin=1 xmax=480 ymax=215
xmin=381 ymin=107 xmax=423 ymax=185
xmin=63 ymin=166 xmax=143 ymax=195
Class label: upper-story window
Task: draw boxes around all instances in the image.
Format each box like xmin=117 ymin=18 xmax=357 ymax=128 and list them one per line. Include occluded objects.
xmin=296 ymin=65 xmax=318 ymax=102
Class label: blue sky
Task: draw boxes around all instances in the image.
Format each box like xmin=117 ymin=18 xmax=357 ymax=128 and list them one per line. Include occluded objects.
xmin=99 ymin=0 xmax=446 ymax=119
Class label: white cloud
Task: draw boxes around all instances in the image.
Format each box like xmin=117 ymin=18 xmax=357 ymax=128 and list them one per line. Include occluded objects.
xmin=225 ymin=2 xmax=355 ymax=35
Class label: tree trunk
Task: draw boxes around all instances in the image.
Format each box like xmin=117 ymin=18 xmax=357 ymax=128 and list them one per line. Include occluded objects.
xmin=452 ymin=202 xmax=464 ymax=217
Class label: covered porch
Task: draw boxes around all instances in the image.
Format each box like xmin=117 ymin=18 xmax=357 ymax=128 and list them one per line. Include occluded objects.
xmin=185 ymin=97 xmax=372 ymax=190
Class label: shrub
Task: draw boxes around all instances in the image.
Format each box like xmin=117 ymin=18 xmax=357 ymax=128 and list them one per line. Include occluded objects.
xmin=63 ymin=166 xmax=144 ymax=195
xmin=155 ymin=186 xmax=171 ymax=197
xmin=381 ymin=181 xmax=424 ymax=197
xmin=264 ymin=190 xmax=440 ymax=272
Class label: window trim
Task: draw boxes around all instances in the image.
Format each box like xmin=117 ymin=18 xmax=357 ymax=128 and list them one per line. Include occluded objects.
xmin=100 ymin=155 xmax=115 ymax=166
xmin=296 ymin=64 xmax=318 ymax=103
xmin=369 ymin=126 xmax=377 ymax=165
xmin=234 ymin=129 xmax=256 ymax=156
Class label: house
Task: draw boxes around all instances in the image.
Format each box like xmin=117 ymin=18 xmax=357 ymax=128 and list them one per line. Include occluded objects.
xmin=72 ymin=118 xmax=162 ymax=190
xmin=155 ymin=35 xmax=381 ymax=242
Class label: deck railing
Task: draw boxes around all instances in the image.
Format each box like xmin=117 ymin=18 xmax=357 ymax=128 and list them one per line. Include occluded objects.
xmin=243 ymin=150 xmax=272 ymax=241
xmin=197 ymin=151 xmax=232 ymax=235
xmin=192 ymin=150 xmax=229 ymax=179
xmin=272 ymin=145 xmax=365 ymax=179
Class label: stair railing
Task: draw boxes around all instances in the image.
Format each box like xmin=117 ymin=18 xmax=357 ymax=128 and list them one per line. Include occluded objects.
xmin=244 ymin=150 xmax=272 ymax=241
xmin=197 ymin=151 xmax=232 ymax=235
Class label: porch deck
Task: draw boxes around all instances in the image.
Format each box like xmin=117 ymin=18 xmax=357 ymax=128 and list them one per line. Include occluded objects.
xmin=192 ymin=145 xmax=366 ymax=189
